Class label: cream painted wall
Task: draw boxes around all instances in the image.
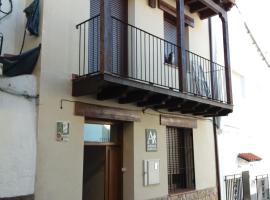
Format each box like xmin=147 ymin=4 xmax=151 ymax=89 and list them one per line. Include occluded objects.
xmin=133 ymin=112 xmax=168 ymax=200
xmin=163 ymin=0 xmax=211 ymax=59
xmin=35 ymin=0 xmax=90 ymax=200
xmin=193 ymin=119 xmax=217 ymax=190
xmin=128 ymin=0 xmax=210 ymax=90
xmin=35 ymin=0 xmax=218 ymax=199
xmin=187 ymin=13 xmax=210 ymax=59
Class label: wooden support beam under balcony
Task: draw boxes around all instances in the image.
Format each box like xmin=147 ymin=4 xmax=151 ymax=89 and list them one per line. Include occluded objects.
xmin=137 ymin=94 xmax=169 ymax=107
xmin=180 ymin=104 xmax=210 ymax=114
xmin=185 ymin=0 xmax=234 ymax=19
xmin=189 ymin=1 xmax=208 ymax=13
xmin=97 ymin=85 xmax=128 ymax=100
xmin=176 ymin=0 xmax=187 ymax=93
xmin=119 ymin=90 xmax=149 ymax=104
xmin=72 ymin=73 xmax=233 ymax=117
xmin=154 ymin=98 xmax=184 ymax=110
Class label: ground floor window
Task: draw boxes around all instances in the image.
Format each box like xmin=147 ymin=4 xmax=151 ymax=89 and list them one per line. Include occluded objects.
xmin=166 ymin=127 xmax=195 ymax=194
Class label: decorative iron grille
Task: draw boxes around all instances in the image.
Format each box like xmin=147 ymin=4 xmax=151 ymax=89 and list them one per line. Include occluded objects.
xmin=166 ymin=127 xmax=195 ymax=193
xmin=256 ymin=175 xmax=270 ymax=200
xmin=225 ymin=174 xmax=243 ymax=200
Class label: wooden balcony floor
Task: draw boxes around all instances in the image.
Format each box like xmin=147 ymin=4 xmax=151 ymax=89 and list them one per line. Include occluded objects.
xmin=72 ymin=73 xmax=233 ymax=117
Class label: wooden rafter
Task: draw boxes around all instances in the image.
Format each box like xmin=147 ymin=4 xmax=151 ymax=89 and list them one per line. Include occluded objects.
xmin=158 ymin=0 xmax=195 ymax=28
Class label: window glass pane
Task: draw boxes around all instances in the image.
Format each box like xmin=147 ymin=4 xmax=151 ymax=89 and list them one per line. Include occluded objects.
xmin=84 ymin=124 xmax=111 ymax=142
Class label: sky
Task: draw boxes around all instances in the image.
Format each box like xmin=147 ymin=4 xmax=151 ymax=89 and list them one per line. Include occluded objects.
xmin=236 ymin=0 xmax=270 ymax=63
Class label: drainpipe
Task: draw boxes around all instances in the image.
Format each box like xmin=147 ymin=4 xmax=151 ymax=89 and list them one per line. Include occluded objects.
xmin=213 ymin=117 xmax=222 ymax=200
xmin=209 ymin=18 xmax=222 ymax=200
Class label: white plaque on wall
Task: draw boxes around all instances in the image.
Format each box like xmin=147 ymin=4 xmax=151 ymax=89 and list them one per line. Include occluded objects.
xmin=145 ymin=129 xmax=157 ymax=152
xmin=56 ymin=121 xmax=70 ymax=142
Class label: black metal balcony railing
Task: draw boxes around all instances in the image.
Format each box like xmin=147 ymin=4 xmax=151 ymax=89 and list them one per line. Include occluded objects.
xmin=76 ymin=15 xmax=228 ymax=104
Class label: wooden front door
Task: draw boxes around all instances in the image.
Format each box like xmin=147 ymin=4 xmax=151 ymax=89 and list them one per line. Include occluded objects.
xmin=106 ymin=146 xmax=122 ymax=200
xmin=83 ymin=144 xmax=122 ymax=200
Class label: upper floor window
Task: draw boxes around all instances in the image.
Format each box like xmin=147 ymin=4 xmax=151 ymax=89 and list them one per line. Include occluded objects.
xmin=163 ymin=14 xmax=189 ymax=66
xmin=166 ymin=127 xmax=195 ymax=194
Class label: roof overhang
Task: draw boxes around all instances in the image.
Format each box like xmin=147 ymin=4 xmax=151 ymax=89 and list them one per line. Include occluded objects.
xmin=238 ymin=153 xmax=262 ymax=162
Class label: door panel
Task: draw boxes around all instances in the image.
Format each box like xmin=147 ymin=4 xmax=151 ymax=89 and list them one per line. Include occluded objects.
xmin=106 ymin=146 xmax=122 ymax=200
xmin=83 ymin=146 xmax=106 ymax=200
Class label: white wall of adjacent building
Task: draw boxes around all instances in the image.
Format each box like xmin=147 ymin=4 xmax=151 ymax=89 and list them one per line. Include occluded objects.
xmin=0 ymin=76 xmax=37 ymax=198
xmin=212 ymin=0 xmax=270 ymax=199
xmin=0 ymin=0 xmax=40 ymax=198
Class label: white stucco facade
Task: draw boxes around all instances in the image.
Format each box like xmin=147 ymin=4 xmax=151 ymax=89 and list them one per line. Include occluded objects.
xmin=0 ymin=75 xmax=37 ymax=198
xmin=211 ymin=1 xmax=270 ymax=199
xmin=0 ymin=0 xmax=40 ymax=197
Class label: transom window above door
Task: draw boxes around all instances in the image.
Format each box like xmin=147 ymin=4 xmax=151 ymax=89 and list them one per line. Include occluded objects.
xmin=84 ymin=122 xmax=121 ymax=144
xmin=84 ymin=123 xmax=111 ymax=142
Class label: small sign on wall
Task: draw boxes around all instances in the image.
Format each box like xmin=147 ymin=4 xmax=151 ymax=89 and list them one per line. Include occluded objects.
xmin=56 ymin=121 xmax=70 ymax=142
xmin=145 ymin=129 xmax=157 ymax=152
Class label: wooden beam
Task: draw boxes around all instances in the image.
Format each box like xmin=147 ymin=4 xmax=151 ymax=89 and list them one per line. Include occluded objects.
xmin=97 ymin=86 xmax=127 ymax=100
xmin=158 ymin=0 xmax=195 ymax=28
xmin=160 ymin=115 xmax=197 ymax=128
xmin=149 ymin=0 xmax=157 ymax=8
xmin=220 ymin=13 xmax=233 ymax=105
xmin=176 ymin=0 xmax=187 ymax=93
xmin=169 ymin=100 xmax=197 ymax=112
xmin=199 ymin=8 xmax=217 ymax=19
xmin=208 ymin=18 xmax=217 ymax=101
xmin=189 ymin=2 xmax=208 ymax=13
xmin=154 ymin=98 xmax=183 ymax=109
xmin=100 ymin=0 xmax=112 ymax=73
xmin=197 ymin=0 xmax=226 ymax=17
xmin=193 ymin=107 xmax=222 ymax=116
xmin=75 ymin=102 xmax=141 ymax=122
xmin=137 ymin=94 xmax=168 ymax=107
xmin=72 ymin=74 xmax=104 ymax=97
xmin=119 ymin=90 xmax=149 ymax=104
xmin=185 ymin=0 xmax=198 ymax=5
xmin=180 ymin=103 xmax=210 ymax=114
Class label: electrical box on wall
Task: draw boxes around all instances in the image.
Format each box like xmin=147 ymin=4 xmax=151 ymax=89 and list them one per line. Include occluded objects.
xmin=143 ymin=159 xmax=160 ymax=186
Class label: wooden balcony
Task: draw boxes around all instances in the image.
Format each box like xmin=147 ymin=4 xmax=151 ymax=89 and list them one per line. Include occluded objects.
xmin=72 ymin=12 xmax=233 ymax=117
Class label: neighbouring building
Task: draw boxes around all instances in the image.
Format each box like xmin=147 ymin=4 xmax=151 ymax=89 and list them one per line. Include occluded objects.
xmin=0 ymin=0 xmax=235 ymax=200
xmin=210 ymin=1 xmax=270 ymax=200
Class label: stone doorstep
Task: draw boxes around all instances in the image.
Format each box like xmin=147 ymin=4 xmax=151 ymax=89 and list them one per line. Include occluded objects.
xmin=0 ymin=194 xmax=34 ymax=200
xmin=150 ymin=187 xmax=218 ymax=200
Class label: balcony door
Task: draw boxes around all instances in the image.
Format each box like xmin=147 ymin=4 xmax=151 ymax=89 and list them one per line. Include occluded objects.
xmin=89 ymin=0 xmax=128 ymax=75
xmin=164 ymin=16 xmax=189 ymax=90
